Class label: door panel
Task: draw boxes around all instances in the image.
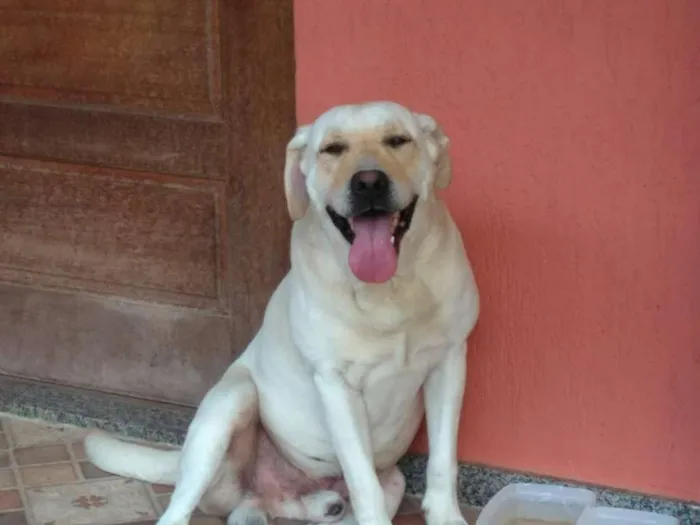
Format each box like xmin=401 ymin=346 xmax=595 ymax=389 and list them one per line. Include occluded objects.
xmin=0 ymin=158 xmax=226 ymax=310
xmin=0 ymin=0 xmax=295 ymax=405
xmin=0 ymin=284 xmax=231 ymax=404
xmin=0 ymin=0 xmax=222 ymax=115
xmin=0 ymin=102 xmax=227 ymax=178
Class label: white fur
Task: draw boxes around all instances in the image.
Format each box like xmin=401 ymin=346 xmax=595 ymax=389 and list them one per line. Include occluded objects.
xmin=84 ymin=431 xmax=179 ymax=485
xmin=85 ymin=101 xmax=480 ymax=525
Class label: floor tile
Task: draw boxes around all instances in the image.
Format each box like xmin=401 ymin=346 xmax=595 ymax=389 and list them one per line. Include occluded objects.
xmin=151 ymin=484 xmax=173 ymax=494
xmin=0 ymin=511 xmax=27 ymax=525
xmin=394 ymin=514 xmax=426 ymax=525
xmin=393 ymin=506 xmax=480 ymax=525
xmin=155 ymin=493 xmax=202 ymax=518
xmin=6 ymin=419 xmax=87 ymax=448
xmin=20 ymin=464 xmax=77 ymax=487
xmin=397 ymin=495 xmax=421 ymax=515
xmin=0 ymin=491 xmax=21 ymax=512
xmin=14 ymin=445 xmax=70 ymax=466
xmin=190 ymin=517 xmax=224 ymax=525
xmin=0 ymin=415 xmax=483 ymax=525
xmin=157 ymin=493 xmax=171 ymax=512
xmin=79 ymin=462 xmax=113 ymax=480
xmin=461 ymin=505 xmax=480 ymax=524
xmin=25 ymin=478 xmax=157 ymax=525
xmin=0 ymin=472 xmax=14 ymax=490
xmin=71 ymin=442 xmax=86 ymax=461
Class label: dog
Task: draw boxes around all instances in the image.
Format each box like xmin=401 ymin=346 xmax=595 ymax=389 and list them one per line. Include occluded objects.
xmin=85 ymin=101 xmax=480 ymax=525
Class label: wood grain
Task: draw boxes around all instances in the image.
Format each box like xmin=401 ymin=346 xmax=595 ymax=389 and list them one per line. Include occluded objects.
xmin=0 ymin=284 xmax=231 ymax=404
xmin=0 ymin=0 xmax=221 ymax=114
xmin=0 ymin=157 xmax=225 ymax=309
xmin=222 ymin=0 xmax=296 ymax=302
xmin=0 ymin=101 xmax=227 ymax=179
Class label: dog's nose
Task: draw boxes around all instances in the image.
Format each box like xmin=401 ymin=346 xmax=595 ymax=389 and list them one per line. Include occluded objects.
xmin=325 ymin=501 xmax=345 ymax=518
xmin=350 ymin=170 xmax=390 ymax=198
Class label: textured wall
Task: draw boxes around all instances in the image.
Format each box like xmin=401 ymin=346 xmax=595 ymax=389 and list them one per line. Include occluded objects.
xmin=294 ymin=0 xmax=700 ymax=501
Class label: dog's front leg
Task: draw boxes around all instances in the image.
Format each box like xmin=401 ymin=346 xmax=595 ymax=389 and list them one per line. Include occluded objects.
xmin=422 ymin=343 xmax=468 ymax=525
xmin=313 ymin=368 xmax=392 ymax=525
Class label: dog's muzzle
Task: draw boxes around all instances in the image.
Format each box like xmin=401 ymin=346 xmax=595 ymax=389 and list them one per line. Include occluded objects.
xmin=326 ymin=169 xmax=418 ymax=284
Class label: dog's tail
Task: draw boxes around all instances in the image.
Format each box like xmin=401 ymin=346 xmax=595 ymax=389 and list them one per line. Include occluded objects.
xmin=84 ymin=430 xmax=180 ymax=485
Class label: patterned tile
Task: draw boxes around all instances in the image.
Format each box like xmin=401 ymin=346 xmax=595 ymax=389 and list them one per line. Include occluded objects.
xmin=79 ymin=462 xmax=113 ymax=480
xmin=20 ymin=464 xmax=77 ymax=487
xmin=25 ymin=478 xmax=157 ymax=525
xmin=0 ymin=472 xmax=14 ymax=490
xmin=0 ymin=511 xmax=27 ymax=525
xmin=0 ymin=416 xmax=484 ymax=525
xmin=0 ymin=491 xmax=21 ymax=512
xmin=6 ymin=419 xmax=87 ymax=448
xmin=14 ymin=445 xmax=70 ymax=466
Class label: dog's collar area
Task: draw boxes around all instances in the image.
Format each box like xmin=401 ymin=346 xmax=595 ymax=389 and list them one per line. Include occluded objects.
xmin=325 ymin=196 xmax=418 ymax=251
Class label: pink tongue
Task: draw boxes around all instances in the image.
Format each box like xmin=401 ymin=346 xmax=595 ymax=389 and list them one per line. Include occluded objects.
xmin=348 ymin=215 xmax=397 ymax=283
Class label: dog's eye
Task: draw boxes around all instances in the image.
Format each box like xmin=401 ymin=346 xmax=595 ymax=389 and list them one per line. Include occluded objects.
xmin=383 ymin=135 xmax=412 ymax=149
xmin=320 ymin=142 xmax=348 ymax=156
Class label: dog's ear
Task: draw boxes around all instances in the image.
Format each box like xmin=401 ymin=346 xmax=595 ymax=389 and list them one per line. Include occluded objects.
xmin=284 ymin=125 xmax=311 ymax=221
xmin=415 ymin=113 xmax=451 ymax=189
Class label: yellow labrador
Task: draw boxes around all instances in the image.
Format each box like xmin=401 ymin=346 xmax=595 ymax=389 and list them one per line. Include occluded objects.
xmin=85 ymin=101 xmax=480 ymax=525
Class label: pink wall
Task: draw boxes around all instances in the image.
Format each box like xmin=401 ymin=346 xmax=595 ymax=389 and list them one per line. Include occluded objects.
xmin=294 ymin=1 xmax=700 ymax=501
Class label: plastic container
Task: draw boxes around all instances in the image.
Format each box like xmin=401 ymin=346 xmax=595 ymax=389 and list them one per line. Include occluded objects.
xmin=476 ymin=483 xmax=597 ymax=525
xmin=576 ymin=507 xmax=679 ymax=525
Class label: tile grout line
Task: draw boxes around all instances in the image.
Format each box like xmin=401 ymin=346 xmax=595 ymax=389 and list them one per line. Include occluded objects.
xmin=2 ymin=417 xmax=34 ymax=525
xmin=144 ymin=482 xmax=165 ymax=516
xmin=65 ymin=436 xmax=88 ymax=492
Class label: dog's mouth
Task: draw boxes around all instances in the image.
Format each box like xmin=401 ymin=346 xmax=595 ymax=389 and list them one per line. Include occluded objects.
xmin=326 ymin=196 xmax=418 ymax=283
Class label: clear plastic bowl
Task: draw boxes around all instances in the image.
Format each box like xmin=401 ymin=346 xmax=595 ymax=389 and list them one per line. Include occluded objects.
xmin=476 ymin=483 xmax=597 ymax=525
xmin=576 ymin=506 xmax=679 ymax=525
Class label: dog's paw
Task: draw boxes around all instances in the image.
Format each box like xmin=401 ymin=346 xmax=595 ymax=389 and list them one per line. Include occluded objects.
xmin=227 ymin=506 xmax=269 ymax=525
xmin=425 ymin=518 xmax=467 ymax=525
xmin=156 ymin=516 xmax=190 ymax=525
xmin=422 ymin=491 xmax=468 ymax=525
xmin=423 ymin=512 xmax=467 ymax=525
xmin=302 ymin=490 xmax=347 ymax=522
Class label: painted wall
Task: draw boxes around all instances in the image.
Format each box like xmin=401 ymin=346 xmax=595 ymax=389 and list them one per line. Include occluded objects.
xmin=294 ymin=0 xmax=700 ymax=502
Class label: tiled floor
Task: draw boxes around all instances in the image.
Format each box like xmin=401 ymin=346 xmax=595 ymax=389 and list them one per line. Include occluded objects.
xmin=0 ymin=415 xmax=478 ymax=525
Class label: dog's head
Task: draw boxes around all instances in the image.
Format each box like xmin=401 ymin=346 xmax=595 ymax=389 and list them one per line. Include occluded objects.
xmin=285 ymin=101 xmax=451 ymax=284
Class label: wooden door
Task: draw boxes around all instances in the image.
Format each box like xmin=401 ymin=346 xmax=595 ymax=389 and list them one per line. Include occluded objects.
xmin=0 ymin=0 xmax=295 ymax=405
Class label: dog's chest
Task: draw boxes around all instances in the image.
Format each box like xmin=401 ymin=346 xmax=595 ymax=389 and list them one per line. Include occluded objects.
xmin=337 ymin=315 xmax=451 ymax=392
